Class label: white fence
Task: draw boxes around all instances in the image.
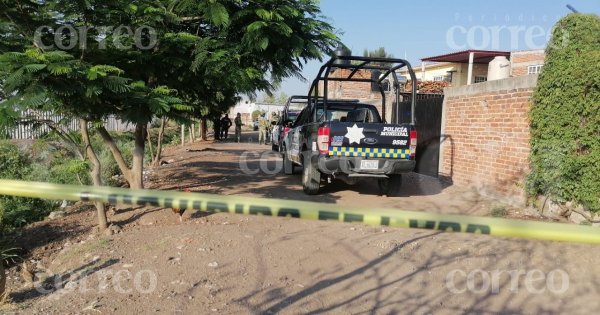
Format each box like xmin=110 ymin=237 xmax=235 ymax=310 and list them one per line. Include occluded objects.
xmin=3 ymin=111 xmax=134 ymax=140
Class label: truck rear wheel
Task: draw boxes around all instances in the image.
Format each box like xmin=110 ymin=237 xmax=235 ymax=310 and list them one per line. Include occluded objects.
xmin=302 ymin=155 xmax=321 ymax=195
xmin=378 ymin=175 xmax=402 ymax=197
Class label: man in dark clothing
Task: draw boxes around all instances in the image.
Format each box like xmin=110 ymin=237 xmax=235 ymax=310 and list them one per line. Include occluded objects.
xmin=212 ymin=116 xmax=221 ymax=140
xmin=220 ymin=114 xmax=232 ymax=140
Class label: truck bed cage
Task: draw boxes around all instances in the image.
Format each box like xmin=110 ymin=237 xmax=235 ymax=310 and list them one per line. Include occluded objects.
xmin=288 ymin=95 xmax=360 ymax=104
xmin=308 ymin=55 xmax=418 ymax=124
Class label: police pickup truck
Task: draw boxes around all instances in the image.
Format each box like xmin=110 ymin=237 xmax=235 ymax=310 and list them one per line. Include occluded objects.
xmin=282 ymin=55 xmax=419 ymax=196
xmin=270 ymin=96 xmax=306 ymax=153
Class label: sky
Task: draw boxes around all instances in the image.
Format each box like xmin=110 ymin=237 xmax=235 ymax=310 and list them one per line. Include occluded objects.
xmin=277 ymin=0 xmax=599 ymax=97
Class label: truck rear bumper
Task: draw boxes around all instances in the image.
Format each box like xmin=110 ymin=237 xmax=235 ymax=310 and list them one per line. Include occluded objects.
xmin=316 ymin=155 xmax=416 ymax=176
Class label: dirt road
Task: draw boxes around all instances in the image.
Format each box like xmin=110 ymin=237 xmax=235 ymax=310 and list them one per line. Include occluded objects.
xmin=3 ymin=132 xmax=600 ymax=314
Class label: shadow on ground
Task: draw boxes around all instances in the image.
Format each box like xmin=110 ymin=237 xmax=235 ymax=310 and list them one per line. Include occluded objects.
xmin=229 ymin=231 xmax=595 ymax=314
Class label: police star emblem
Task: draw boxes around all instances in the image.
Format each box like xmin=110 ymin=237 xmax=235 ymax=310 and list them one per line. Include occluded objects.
xmin=345 ymin=123 xmax=365 ymax=145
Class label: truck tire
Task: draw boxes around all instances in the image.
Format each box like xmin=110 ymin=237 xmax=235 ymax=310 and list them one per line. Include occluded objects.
xmin=302 ymin=155 xmax=321 ymax=195
xmin=283 ymin=148 xmax=294 ymax=175
xmin=378 ymin=174 xmax=402 ymax=197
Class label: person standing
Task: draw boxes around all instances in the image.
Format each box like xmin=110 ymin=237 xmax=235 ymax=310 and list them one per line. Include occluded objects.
xmin=258 ymin=113 xmax=269 ymax=145
xmin=234 ymin=113 xmax=243 ymax=143
xmin=220 ymin=114 xmax=232 ymax=140
xmin=269 ymin=112 xmax=279 ymax=141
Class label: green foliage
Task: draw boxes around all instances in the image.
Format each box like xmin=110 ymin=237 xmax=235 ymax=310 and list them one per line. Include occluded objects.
xmin=362 ymin=47 xmax=393 ymax=58
xmin=490 ymin=206 xmax=508 ymax=218
xmin=251 ymin=110 xmax=265 ymax=121
xmin=0 ymin=141 xmax=57 ymax=231
xmin=0 ymin=196 xmax=56 ymax=230
xmin=260 ymin=91 xmax=288 ymax=104
xmin=0 ymin=247 xmax=20 ymax=265
xmin=0 ymin=141 xmax=30 ymax=179
xmin=26 ymin=138 xmax=90 ymax=185
xmin=0 ymin=0 xmax=338 ymax=188
xmin=528 ymin=14 xmax=600 ymax=212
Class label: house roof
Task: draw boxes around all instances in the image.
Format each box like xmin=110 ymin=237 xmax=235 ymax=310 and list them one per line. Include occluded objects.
xmin=396 ymin=62 xmax=456 ymax=74
xmin=421 ymin=50 xmax=510 ymax=64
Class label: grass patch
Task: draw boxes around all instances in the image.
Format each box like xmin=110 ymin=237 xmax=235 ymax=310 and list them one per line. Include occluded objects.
xmin=143 ymin=237 xmax=172 ymax=252
xmin=59 ymin=238 xmax=112 ymax=262
xmin=490 ymin=206 xmax=508 ymax=218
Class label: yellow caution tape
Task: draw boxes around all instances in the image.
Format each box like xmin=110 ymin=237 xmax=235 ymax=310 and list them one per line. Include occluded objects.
xmin=0 ymin=179 xmax=598 ymax=244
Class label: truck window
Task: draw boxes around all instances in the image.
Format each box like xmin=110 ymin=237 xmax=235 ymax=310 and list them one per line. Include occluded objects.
xmin=316 ymin=106 xmax=382 ymax=123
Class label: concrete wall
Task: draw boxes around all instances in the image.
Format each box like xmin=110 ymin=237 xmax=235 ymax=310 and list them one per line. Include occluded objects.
xmin=411 ymin=63 xmax=458 ymax=81
xmin=439 ymin=74 xmax=538 ymax=206
xmin=229 ymin=102 xmax=287 ymax=124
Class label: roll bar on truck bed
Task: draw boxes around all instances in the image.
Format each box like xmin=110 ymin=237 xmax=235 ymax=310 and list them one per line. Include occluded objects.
xmin=307 ymin=55 xmax=418 ymax=125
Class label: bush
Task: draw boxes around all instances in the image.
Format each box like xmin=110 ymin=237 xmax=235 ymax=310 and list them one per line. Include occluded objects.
xmin=528 ymin=14 xmax=600 ymax=212
xmin=27 ymin=139 xmax=91 ymax=185
xmin=0 ymin=141 xmax=31 ymax=179
xmin=0 ymin=196 xmax=56 ymax=229
xmin=0 ymin=141 xmax=57 ymax=231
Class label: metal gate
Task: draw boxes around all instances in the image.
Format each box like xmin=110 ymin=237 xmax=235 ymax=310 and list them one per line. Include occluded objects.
xmin=393 ymin=93 xmax=444 ymax=177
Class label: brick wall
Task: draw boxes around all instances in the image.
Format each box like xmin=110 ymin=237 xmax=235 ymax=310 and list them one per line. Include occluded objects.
xmin=327 ymin=69 xmax=382 ymax=100
xmin=326 ymin=69 xmax=398 ymax=121
xmin=440 ymin=75 xmax=538 ymax=206
xmin=510 ymin=50 xmax=545 ymax=76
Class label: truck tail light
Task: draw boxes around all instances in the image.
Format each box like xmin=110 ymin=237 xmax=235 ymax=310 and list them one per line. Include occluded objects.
xmin=317 ymin=127 xmax=330 ymax=154
xmin=410 ymin=129 xmax=417 ymax=157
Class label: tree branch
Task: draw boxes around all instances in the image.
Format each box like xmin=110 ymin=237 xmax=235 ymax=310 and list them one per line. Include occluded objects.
xmin=96 ymin=126 xmax=132 ymax=181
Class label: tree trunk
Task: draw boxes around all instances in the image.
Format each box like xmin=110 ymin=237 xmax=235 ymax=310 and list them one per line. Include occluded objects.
xmin=198 ymin=121 xmax=202 ymax=141
xmin=147 ymin=125 xmax=155 ymax=162
xmin=152 ymin=117 xmax=166 ymax=167
xmin=97 ymin=126 xmax=133 ymax=185
xmin=201 ymin=118 xmax=208 ymax=141
xmin=80 ymin=119 xmax=108 ymax=230
xmin=130 ymin=123 xmax=146 ymax=189
xmin=191 ymin=123 xmax=196 ymax=141
xmin=189 ymin=125 xmax=194 ymax=144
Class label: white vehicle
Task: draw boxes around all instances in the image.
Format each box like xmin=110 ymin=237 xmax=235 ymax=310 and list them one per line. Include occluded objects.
xmin=271 ymin=96 xmax=306 ymax=153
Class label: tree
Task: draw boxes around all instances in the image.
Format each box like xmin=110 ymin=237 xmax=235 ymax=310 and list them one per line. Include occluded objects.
xmin=276 ymin=92 xmax=289 ymax=105
xmin=528 ymin=13 xmax=600 ymax=212
xmin=362 ymin=47 xmax=393 ymax=58
xmin=1 ymin=0 xmax=338 ymax=193
xmin=260 ymin=91 xmax=288 ymax=104
xmin=362 ymin=47 xmax=393 ymax=67
xmin=261 ymin=93 xmax=277 ymax=104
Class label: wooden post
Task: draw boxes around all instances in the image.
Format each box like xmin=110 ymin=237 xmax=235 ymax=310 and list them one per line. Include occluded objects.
xmin=181 ymin=124 xmax=185 ymax=146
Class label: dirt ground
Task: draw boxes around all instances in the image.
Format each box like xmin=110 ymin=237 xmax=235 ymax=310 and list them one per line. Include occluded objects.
xmin=2 ymin=132 xmax=600 ymax=314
